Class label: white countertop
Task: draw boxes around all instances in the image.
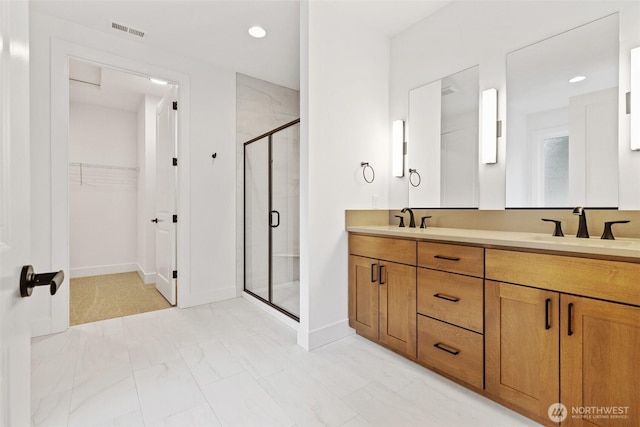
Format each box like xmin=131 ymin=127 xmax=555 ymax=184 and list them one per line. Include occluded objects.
xmin=346 ymin=225 xmax=640 ymax=260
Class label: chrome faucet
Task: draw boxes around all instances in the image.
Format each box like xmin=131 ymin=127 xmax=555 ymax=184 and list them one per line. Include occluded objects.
xmin=401 ymin=207 xmax=416 ymax=228
xmin=572 ymin=207 xmax=589 ymax=238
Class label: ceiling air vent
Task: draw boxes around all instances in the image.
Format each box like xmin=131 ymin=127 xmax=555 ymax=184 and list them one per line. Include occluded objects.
xmin=110 ymin=21 xmax=145 ymax=38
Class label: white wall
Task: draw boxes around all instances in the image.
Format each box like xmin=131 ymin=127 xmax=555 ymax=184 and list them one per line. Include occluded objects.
xmin=69 ymin=102 xmax=138 ymax=277
xmin=136 ymin=95 xmax=161 ymax=283
xmin=29 ymin=10 xmax=236 ymax=335
xmin=299 ymin=1 xmax=390 ymax=349
xmin=390 ymin=1 xmax=640 ymax=209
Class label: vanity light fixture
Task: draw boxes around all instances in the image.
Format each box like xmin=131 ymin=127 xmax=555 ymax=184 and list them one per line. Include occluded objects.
xmin=481 ymin=88 xmax=498 ymax=164
xmin=392 ymin=120 xmax=406 ymax=177
xmin=631 ymin=47 xmax=640 ymax=150
xmin=248 ymin=26 xmax=267 ymax=38
xmin=569 ymin=75 xmax=586 ymax=83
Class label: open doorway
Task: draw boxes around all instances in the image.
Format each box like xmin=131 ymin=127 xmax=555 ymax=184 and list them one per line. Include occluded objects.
xmin=68 ymin=58 xmax=178 ymax=325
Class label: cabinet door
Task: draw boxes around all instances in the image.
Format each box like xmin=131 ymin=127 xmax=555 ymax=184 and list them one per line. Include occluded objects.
xmin=348 ymin=255 xmax=379 ymax=341
xmin=379 ymin=261 xmax=417 ymax=357
xmin=485 ymin=281 xmax=559 ymax=423
xmin=561 ymin=295 xmax=640 ymax=427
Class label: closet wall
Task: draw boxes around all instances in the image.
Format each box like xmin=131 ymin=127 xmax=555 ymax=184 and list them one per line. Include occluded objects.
xmin=69 ymin=101 xmax=138 ymax=277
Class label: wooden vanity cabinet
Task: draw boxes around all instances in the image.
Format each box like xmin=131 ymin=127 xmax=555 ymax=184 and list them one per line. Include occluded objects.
xmin=485 ymin=280 xmax=560 ymax=424
xmin=561 ymin=295 xmax=640 ymax=427
xmin=348 ymin=234 xmax=417 ymax=357
xmin=416 ymin=242 xmax=485 ymax=389
xmin=486 ymin=249 xmax=640 ymax=427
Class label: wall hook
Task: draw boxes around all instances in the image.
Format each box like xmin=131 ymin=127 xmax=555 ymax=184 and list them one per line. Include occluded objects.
xmin=212 ymin=153 xmax=217 ymax=159
xmin=361 ymin=162 xmax=375 ymax=183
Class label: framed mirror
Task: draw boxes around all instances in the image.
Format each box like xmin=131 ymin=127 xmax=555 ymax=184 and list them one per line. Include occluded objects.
xmin=505 ymin=14 xmax=619 ymax=208
xmin=408 ymin=65 xmax=479 ymax=207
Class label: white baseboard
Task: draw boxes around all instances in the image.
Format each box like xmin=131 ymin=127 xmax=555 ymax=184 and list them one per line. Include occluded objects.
xmin=297 ymin=319 xmax=354 ymax=351
xmin=70 ymin=263 xmax=137 ymax=278
xmin=242 ymin=291 xmax=299 ymax=330
xmin=136 ymin=265 xmax=156 ymax=284
xmin=179 ymin=285 xmax=237 ymax=309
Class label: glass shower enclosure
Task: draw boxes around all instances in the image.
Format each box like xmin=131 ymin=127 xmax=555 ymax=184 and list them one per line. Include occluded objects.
xmin=244 ymin=119 xmax=300 ymax=320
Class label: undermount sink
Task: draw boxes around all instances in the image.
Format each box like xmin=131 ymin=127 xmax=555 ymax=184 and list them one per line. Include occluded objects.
xmin=529 ymin=235 xmax=635 ymax=247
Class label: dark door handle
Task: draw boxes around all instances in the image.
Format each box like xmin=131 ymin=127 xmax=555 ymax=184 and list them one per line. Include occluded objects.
xmin=379 ymin=265 xmax=386 ymax=285
xmin=370 ymin=263 xmax=377 ymax=283
xmin=270 ymin=210 xmax=280 ymax=228
xmin=545 ymin=298 xmax=552 ymax=330
xmin=151 ymin=218 xmax=159 ymax=223
xmin=20 ymin=265 xmax=65 ymax=297
xmin=568 ymin=303 xmax=574 ymax=336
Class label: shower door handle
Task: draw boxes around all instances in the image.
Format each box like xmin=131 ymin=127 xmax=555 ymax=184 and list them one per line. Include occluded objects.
xmin=270 ymin=210 xmax=280 ymax=228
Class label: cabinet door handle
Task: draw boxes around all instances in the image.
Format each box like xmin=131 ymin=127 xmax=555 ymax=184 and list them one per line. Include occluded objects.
xmin=545 ymin=298 xmax=552 ymax=330
xmin=567 ymin=302 xmax=574 ymax=336
xmin=433 ymin=293 xmax=460 ymax=302
xmin=379 ymin=265 xmax=386 ymax=285
xmin=434 ymin=255 xmax=460 ymax=262
xmin=370 ymin=263 xmax=377 ymax=283
xmin=433 ymin=342 xmax=460 ymax=356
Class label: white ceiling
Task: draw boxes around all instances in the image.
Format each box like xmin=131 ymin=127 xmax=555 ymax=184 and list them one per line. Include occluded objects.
xmin=31 ymin=0 xmax=450 ymax=91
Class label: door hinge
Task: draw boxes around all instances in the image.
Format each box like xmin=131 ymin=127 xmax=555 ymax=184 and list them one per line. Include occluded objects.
xmin=173 ymin=214 xmax=177 ymax=223
xmin=172 ymin=270 xmax=178 ymax=279
xmin=172 ymin=101 xmax=178 ymax=110
xmin=173 ymin=157 xmax=178 ymax=166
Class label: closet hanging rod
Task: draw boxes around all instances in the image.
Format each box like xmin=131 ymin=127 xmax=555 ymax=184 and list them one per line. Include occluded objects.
xmin=69 ymin=162 xmax=139 ymax=172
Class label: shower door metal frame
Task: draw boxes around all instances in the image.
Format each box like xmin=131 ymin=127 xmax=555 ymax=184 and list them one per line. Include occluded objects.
xmin=243 ymin=118 xmax=300 ymax=321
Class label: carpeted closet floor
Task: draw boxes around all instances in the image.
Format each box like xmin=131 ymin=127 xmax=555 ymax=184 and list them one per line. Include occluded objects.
xmin=70 ymin=272 xmax=172 ymax=326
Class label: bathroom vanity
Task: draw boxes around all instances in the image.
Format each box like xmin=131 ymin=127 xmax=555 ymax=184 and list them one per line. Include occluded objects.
xmin=347 ymin=225 xmax=640 ymax=426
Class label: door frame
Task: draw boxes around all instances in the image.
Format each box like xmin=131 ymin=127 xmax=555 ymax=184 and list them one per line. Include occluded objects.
xmin=41 ymin=39 xmax=191 ymax=336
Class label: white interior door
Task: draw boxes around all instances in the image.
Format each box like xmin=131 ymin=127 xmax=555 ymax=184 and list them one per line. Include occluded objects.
xmin=0 ymin=1 xmax=32 ymax=424
xmin=154 ymin=90 xmax=177 ymax=305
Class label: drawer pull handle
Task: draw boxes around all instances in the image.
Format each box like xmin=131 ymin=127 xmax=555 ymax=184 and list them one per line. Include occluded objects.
xmin=370 ymin=263 xmax=377 ymax=283
xmin=568 ymin=302 xmax=574 ymax=336
xmin=433 ymin=342 xmax=460 ymax=356
xmin=545 ymin=298 xmax=552 ymax=330
xmin=379 ymin=265 xmax=386 ymax=285
xmin=433 ymin=293 xmax=460 ymax=302
xmin=434 ymin=255 xmax=460 ymax=262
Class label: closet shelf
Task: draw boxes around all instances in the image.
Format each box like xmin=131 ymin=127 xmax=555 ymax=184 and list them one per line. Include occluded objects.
xmin=69 ymin=162 xmax=139 ymax=171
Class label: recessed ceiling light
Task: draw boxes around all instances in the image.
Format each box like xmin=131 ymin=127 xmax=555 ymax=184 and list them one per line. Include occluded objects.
xmin=150 ymin=77 xmax=168 ymax=85
xmin=569 ymin=75 xmax=586 ymax=83
xmin=248 ymin=26 xmax=267 ymax=38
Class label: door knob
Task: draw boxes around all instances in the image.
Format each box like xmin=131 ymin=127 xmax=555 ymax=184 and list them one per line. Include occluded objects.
xmin=20 ymin=265 xmax=65 ymax=297
xmin=151 ymin=218 xmax=159 ymax=223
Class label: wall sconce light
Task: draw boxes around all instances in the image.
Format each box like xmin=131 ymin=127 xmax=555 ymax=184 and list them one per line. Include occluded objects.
xmin=392 ymin=120 xmax=406 ymax=177
xmin=631 ymin=47 xmax=639 ymax=150
xmin=481 ymin=88 xmax=498 ymax=164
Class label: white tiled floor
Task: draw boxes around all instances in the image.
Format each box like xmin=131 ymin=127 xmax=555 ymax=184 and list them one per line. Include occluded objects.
xmin=31 ymin=298 xmax=541 ymax=427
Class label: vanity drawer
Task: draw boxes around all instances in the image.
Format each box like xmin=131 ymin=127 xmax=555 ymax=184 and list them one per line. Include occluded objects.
xmin=417 ymin=315 xmax=483 ymax=389
xmin=350 ymin=234 xmax=416 ymax=265
xmin=418 ymin=242 xmax=484 ymax=277
xmin=417 ymin=268 xmax=483 ymax=333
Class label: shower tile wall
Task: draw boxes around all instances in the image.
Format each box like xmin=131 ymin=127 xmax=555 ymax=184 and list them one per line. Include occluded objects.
xmin=236 ymin=74 xmax=300 ymax=297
